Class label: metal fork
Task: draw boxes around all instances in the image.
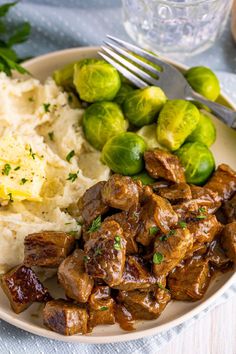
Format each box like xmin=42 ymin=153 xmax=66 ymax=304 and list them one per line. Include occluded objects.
xmin=99 ymin=35 xmax=236 ymax=130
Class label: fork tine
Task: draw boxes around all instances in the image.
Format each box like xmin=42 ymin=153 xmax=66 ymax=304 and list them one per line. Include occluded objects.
xmin=104 ymin=40 xmax=161 ymax=77
xmin=101 ymin=46 xmax=158 ymax=86
xmin=107 ymin=35 xmax=170 ymax=70
xmin=98 ymin=51 xmax=148 ymax=88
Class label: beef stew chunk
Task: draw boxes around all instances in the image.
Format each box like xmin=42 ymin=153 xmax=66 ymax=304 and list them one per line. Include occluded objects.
xmin=58 ymin=249 xmax=94 ymax=303
xmin=105 ymin=205 xmax=140 ymax=254
xmin=113 ymin=256 xmax=156 ymax=291
xmin=1 ymin=265 xmax=51 ymax=314
xmin=205 ymin=164 xmax=236 ymax=202
xmin=144 ymin=149 xmax=186 ymax=183
xmin=190 ymin=185 xmax=221 ymax=213
xmin=115 ymin=304 xmax=135 ymax=331
xmin=88 ymin=286 xmax=115 ymax=329
xmin=78 ymin=181 xmax=109 ymax=226
xmin=101 ymin=174 xmax=139 ymax=211
xmin=153 ymin=228 xmax=193 ymax=277
xmin=24 ymin=231 xmax=76 ymax=267
xmin=207 ymin=239 xmax=230 ymax=269
xmin=187 ymin=215 xmax=222 ymax=244
xmin=136 ymin=193 xmax=178 ymax=246
xmin=84 ymin=220 xmax=126 ymax=287
xmin=221 ymin=222 xmax=236 ymax=263
xmin=43 ymin=299 xmax=88 ymax=335
xmin=223 ymin=194 xmax=236 ymax=223
xmin=168 ymin=257 xmax=211 ymax=301
xmin=118 ymin=287 xmax=171 ymax=320
xmin=156 ymin=183 xmax=192 ymax=204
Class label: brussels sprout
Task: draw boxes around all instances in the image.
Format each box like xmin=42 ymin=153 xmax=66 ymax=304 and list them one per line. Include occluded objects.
xmin=53 ymin=62 xmax=75 ymax=90
xmin=74 ymin=58 xmax=121 ymax=102
xmin=132 ymin=171 xmax=155 ymax=185
xmin=83 ymin=102 xmax=127 ymax=150
xmin=114 ymin=83 xmax=135 ymax=105
xmin=186 ymin=110 xmax=216 ymax=147
xmin=185 ymin=66 xmax=220 ymax=101
xmin=123 ymin=86 xmax=167 ymax=127
xmin=137 ymin=124 xmax=166 ymax=150
xmin=101 ymin=132 xmax=147 ymax=175
xmin=157 ymin=99 xmax=200 ymax=151
xmin=175 ymin=142 xmax=215 ymax=185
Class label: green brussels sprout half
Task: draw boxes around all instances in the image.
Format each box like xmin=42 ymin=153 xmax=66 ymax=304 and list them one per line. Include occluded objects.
xmin=132 ymin=171 xmax=155 ymax=185
xmin=123 ymin=86 xmax=167 ymax=127
xmin=157 ymin=99 xmax=200 ymax=151
xmin=175 ymin=142 xmax=215 ymax=185
xmin=83 ymin=101 xmax=127 ymax=150
xmin=53 ymin=62 xmax=75 ymax=90
xmin=101 ymin=132 xmax=147 ymax=175
xmin=186 ymin=110 xmax=216 ymax=147
xmin=185 ymin=66 xmax=220 ymax=101
xmin=74 ymin=58 xmax=121 ymax=103
xmin=114 ymin=83 xmax=135 ymax=105
xmin=136 ymin=124 xmax=167 ymax=150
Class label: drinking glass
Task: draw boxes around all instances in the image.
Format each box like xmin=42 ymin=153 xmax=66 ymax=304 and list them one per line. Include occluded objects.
xmin=122 ymin=0 xmax=233 ymax=57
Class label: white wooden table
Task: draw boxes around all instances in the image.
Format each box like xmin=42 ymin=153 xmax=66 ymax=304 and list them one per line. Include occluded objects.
xmin=157 ymin=296 xmax=236 ymax=354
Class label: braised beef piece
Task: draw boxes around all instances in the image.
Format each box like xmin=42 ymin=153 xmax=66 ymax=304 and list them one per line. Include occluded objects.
xmin=173 ymin=200 xmax=200 ymax=220
xmin=220 ymin=222 xmax=236 ymax=263
xmin=88 ymin=286 xmax=115 ymax=330
xmin=153 ymin=228 xmax=193 ymax=277
xmin=24 ymin=231 xmax=75 ymax=268
xmin=84 ymin=220 xmax=126 ymax=287
xmin=144 ymin=149 xmax=186 ymax=183
xmin=105 ymin=205 xmax=140 ymax=254
xmin=207 ymin=239 xmax=230 ymax=269
xmin=101 ymin=174 xmax=139 ymax=211
xmin=113 ymin=256 xmax=156 ymax=291
xmin=118 ymin=287 xmax=171 ymax=320
xmin=223 ymin=194 xmax=236 ymax=222
xmin=190 ymin=185 xmax=221 ymax=213
xmin=205 ymin=164 xmax=236 ymax=202
xmin=168 ymin=257 xmax=211 ymax=301
xmin=184 ymin=242 xmax=209 ymax=260
xmin=1 ymin=265 xmax=51 ymax=314
xmin=43 ymin=299 xmax=88 ymax=335
xmin=152 ymin=180 xmax=172 ymax=191
xmin=136 ymin=193 xmax=178 ymax=246
xmin=58 ymin=249 xmax=94 ymax=303
xmin=78 ymin=181 xmax=109 ymax=226
xmin=187 ymin=215 xmax=222 ymax=244
xmin=155 ymin=183 xmax=192 ymax=204
xmin=115 ymin=304 xmax=135 ymax=331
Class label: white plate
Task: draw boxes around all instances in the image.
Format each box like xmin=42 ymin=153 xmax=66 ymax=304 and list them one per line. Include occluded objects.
xmin=0 ymin=47 xmax=235 ymax=344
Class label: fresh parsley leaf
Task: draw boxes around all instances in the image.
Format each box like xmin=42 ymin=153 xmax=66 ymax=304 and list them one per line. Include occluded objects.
xmin=48 ymin=131 xmax=54 ymax=141
xmin=159 ymin=235 xmax=167 ymax=241
xmin=8 ymin=22 xmax=31 ymax=47
xmin=88 ymin=215 xmax=101 ymax=233
xmin=100 ymin=306 xmax=108 ymax=311
xmin=2 ymin=163 xmax=11 ymax=175
xmin=68 ymin=230 xmax=77 ymax=236
xmin=196 ymin=207 xmax=207 ymax=219
xmin=67 ymin=171 xmax=79 ymax=182
xmin=159 ymin=229 xmax=176 ymax=241
xmin=43 ymin=103 xmax=50 ymax=113
xmin=198 ymin=207 xmax=206 ymax=213
xmin=114 ymin=235 xmax=122 ymax=251
xmin=94 ymin=248 xmax=102 ymax=256
xmin=149 ymin=226 xmax=159 ymax=236
xmin=83 ymin=255 xmax=89 ymax=263
xmin=178 ymin=221 xmax=187 ymax=229
xmin=153 ymin=252 xmax=164 ymax=264
xmin=196 ymin=215 xmax=207 ymax=220
xmin=66 ymin=150 xmax=75 ymax=163
xmin=0 ymin=2 xmax=17 ymax=17
xmin=157 ymin=283 xmax=165 ymax=290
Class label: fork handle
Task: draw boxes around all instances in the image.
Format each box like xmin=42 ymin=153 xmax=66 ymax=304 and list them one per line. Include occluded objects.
xmin=186 ymin=89 xmax=236 ymax=129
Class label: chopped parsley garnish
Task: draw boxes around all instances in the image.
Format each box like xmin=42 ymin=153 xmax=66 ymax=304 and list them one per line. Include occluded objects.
xmin=20 ymin=178 xmax=28 ymax=185
xmin=100 ymin=306 xmax=108 ymax=311
xmin=153 ymin=252 xmax=164 ymax=264
xmin=179 ymin=221 xmax=187 ymax=229
xmin=159 ymin=235 xmax=167 ymax=241
xmin=14 ymin=166 xmax=20 ymax=171
xmin=94 ymin=248 xmax=102 ymax=256
xmin=196 ymin=207 xmax=207 ymax=219
xmin=67 ymin=171 xmax=79 ymax=182
xmin=149 ymin=226 xmax=159 ymax=236
xmin=66 ymin=150 xmax=75 ymax=163
xmin=8 ymin=192 xmax=13 ymax=202
xmin=68 ymin=230 xmax=77 ymax=236
xmin=29 ymin=146 xmax=36 ymax=159
xmin=159 ymin=229 xmax=176 ymax=241
xmin=198 ymin=207 xmax=206 ymax=213
xmin=43 ymin=103 xmax=50 ymax=113
xmin=88 ymin=215 xmax=101 ymax=233
xmin=48 ymin=131 xmax=54 ymax=141
xmin=157 ymin=283 xmax=165 ymax=290
xmin=196 ymin=215 xmax=207 ymax=220
xmin=114 ymin=235 xmax=121 ymax=251
xmin=2 ymin=163 xmax=11 ymax=176
xmin=83 ymin=255 xmax=89 ymax=263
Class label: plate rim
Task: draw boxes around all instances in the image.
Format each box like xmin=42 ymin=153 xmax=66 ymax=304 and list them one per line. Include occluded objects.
xmin=0 ymin=46 xmax=235 ymax=344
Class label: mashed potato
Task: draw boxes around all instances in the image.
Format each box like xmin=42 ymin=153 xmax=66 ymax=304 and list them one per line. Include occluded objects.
xmin=0 ymin=73 xmax=110 ymax=274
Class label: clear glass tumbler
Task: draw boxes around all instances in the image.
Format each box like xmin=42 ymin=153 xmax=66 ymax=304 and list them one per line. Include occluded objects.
xmin=122 ymin=0 xmax=233 ymax=57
